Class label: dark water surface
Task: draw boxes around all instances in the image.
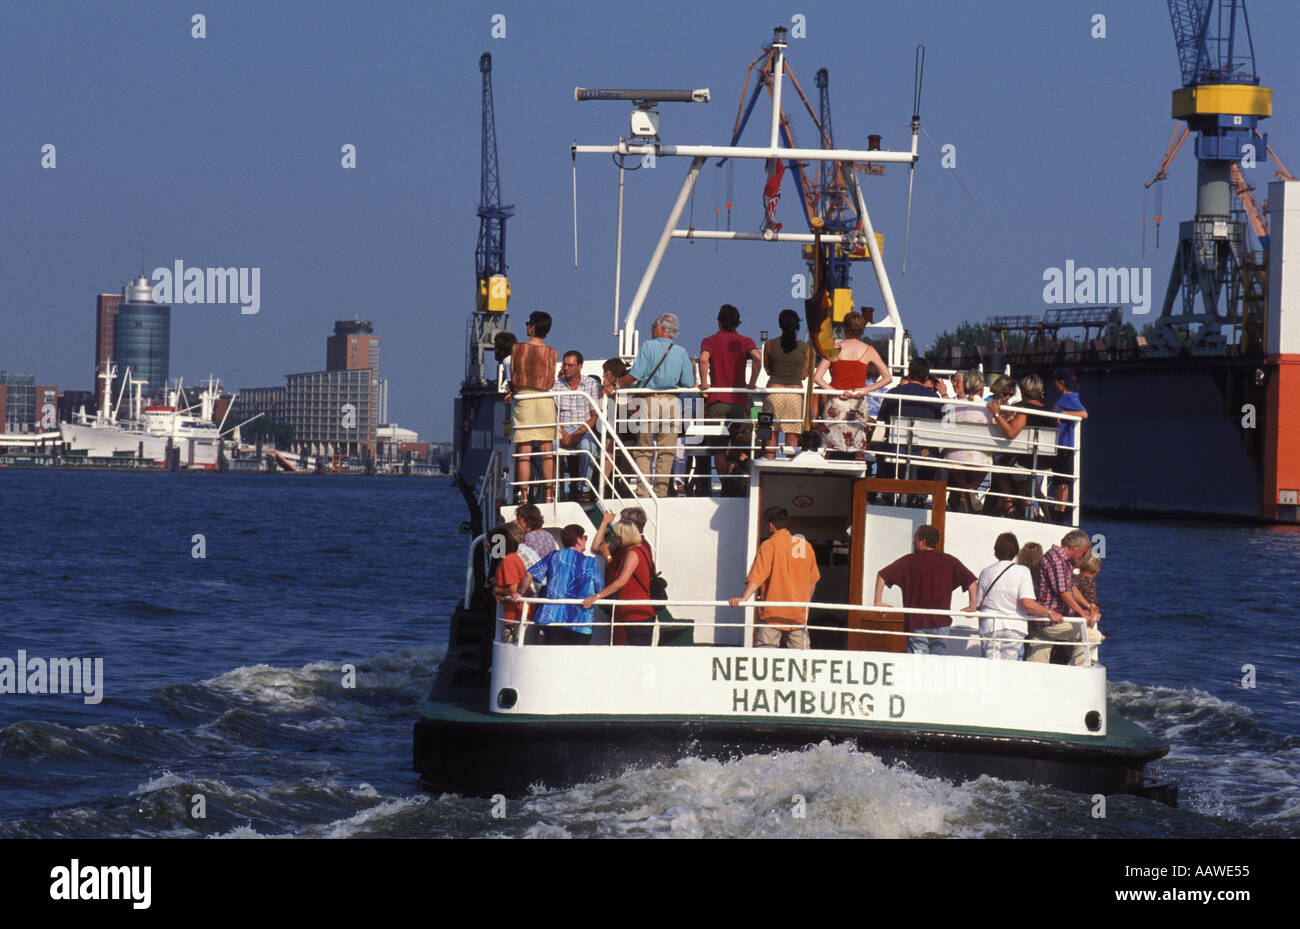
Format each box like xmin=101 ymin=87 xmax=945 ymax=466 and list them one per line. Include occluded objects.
xmin=0 ymin=470 xmax=1295 ymax=838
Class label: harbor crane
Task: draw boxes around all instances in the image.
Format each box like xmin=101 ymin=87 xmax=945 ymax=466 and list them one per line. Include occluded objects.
xmin=466 ymin=52 xmax=514 ymax=384
xmin=1146 ymin=0 xmax=1273 ymax=355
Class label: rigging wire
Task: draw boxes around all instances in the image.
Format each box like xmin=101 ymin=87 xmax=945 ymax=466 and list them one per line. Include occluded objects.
xmin=1155 ymin=181 xmax=1163 ymax=250
xmin=1141 ymin=185 xmax=1147 ymax=259
xmin=919 ymin=126 xmax=975 ymax=203
xmin=902 ymin=44 xmax=925 ymax=273
xmin=571 ymin=149 xmax=579 ymax=267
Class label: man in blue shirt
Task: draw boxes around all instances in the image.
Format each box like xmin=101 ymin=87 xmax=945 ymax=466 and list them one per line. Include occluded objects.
xmin=1051 ymin=367 xmax=1087 ymax=521
xmin=526 ymin=524 xmax=603 ymax=644
xmin=876 ymin=358 xmax=941 ymax=484
xmin=618 ymin=313 xmax=697 ymax=497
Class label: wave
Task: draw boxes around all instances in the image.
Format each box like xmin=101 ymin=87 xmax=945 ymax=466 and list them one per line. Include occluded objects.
xmin=1108 ymin=680 xmax=1284 ymax=748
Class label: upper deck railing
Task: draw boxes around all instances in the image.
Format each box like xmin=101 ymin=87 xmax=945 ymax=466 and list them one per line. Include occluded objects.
xmin=504 ymin=382 xmax=1083 ymax=526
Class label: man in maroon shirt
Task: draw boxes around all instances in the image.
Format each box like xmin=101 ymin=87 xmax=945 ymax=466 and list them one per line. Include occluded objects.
xmin=874 ymin=524 xmax=978 ymax=654
xmin=699 ymin=304 xmax=761 ymax=492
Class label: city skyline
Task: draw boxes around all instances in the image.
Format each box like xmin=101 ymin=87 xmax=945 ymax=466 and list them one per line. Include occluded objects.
xmin=6 ymin=1 xmax=1300 ymax=442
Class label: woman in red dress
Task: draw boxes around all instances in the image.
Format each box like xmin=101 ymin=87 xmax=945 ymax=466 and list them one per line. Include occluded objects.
xmin=811 ymin=311 xmax=892 ymax=454
xmin=586 ymin=512 xmax=655 ymax=645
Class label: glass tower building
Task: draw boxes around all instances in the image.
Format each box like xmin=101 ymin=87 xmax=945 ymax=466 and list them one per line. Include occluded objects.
xmin=112 ymin=274 xmax=170 ymax=398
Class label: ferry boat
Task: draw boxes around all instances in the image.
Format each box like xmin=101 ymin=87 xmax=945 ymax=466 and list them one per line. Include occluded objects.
xmin=415 ymin=30 xmax=1175 ymax=804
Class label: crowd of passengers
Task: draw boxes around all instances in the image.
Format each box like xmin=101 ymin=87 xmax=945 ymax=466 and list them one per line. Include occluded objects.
xmin=488 ymin=499 xmax=1104 ymax=664
xmin=494 ymin=305 xmax=1087 ymax=521
xmin=870 ymin=523 xmax=1105 ymax=664
xmin=489 ymin=503 xmax=663 ymax=646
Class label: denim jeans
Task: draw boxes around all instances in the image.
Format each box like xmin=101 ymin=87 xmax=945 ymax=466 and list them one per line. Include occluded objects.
xmin=561 ymin=430 xmax=599 ymax=496
xmin=907 ymin=624 xmax=951 ymax=654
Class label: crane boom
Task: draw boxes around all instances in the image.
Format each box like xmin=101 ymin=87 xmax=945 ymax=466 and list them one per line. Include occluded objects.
xmin=476 ymin=52 xmax=515 ymax=313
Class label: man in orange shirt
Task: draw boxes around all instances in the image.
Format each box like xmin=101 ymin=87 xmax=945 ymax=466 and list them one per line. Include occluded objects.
xmin=729 ymin=506 xmax=820 ymax=649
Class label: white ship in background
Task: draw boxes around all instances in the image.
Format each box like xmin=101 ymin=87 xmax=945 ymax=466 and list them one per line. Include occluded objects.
xmin=59 ymin=365 xmax=253 ymax=469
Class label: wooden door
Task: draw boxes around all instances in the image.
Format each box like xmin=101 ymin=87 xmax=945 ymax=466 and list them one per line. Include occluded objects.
xmin=845 ymin=478 xmax=947 ymax=652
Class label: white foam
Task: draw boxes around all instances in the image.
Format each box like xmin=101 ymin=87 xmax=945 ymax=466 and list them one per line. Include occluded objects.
xmin=199 ymin=662 xmax=337 ymax=711
xmin=303 ymin=796 xmax=431 ymax=838
xmin=132 ymin=772 xmax=187 ymax=795
xmin=519 ymin=742 xmax=992 ymax=839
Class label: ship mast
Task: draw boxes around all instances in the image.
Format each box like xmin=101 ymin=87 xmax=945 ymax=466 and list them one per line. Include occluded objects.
xmin=571 ymin=27 xmax=918 ymax=369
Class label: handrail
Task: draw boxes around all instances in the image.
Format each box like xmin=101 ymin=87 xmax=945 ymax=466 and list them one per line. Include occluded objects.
xmin=518 ymin=384 xmax=1083 ymax=525
xmin=508 ymin=387 xmax=663 ymax=547
xmin=506 ymin=597 xmax=1096 ymax=661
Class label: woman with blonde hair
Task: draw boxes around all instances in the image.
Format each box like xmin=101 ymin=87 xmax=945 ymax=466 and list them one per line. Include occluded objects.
xmin=811 ymin=311 xmax=892 ymax=456
xmin=584 ymin=511 xmax=656 ymax=645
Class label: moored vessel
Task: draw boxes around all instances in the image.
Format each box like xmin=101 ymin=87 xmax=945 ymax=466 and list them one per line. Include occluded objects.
xmin=59 ymin=368 xmax=243 ymax=470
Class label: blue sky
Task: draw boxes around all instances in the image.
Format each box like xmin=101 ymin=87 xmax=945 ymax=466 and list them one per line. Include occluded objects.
xmin=4 ymin=1 xmax=1297 ymax=440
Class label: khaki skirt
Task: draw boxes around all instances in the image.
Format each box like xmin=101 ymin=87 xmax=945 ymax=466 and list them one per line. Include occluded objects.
xmin=763 ymin=386 xmax=806 ymax=430
xmin=511 ymin=387 xmax=558 ymax=443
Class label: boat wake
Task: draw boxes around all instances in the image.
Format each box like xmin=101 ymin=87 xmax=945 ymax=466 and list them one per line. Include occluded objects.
xmin=1109 ymin=680 xmax=1299 ymax=831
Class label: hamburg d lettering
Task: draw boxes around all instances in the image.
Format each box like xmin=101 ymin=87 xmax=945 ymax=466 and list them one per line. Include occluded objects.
xmin=714 ymin=656 xmax=903 ymax=719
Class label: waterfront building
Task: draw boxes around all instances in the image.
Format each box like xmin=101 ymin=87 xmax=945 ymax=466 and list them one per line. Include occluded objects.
xmin=58 ymin=389 xmax=96 ymax=424
xmin=229 ymin=386 xmax=286 ymax=427
xmin=285 ymin=368 xmax=378 ymax=458
xmin=281 ymin=321 xmax=384 ymax=459
xmin=35 ymin=386 xmax=57 ymax=430
xmin=112 ymin=274 xmax=170 ymax=398
xmin=94 ymin=292 xmax=122 ymax=408
xmin=1 ymin=373 xmax=36 ymax=433
xmin=377 ymin=423 xmax=428 ymax=463
xmin=326 ymin=320 xmax=379 ymax=374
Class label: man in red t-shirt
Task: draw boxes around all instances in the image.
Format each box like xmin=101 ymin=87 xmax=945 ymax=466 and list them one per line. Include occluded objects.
xmin=874 ymin=524 xmax=977 ymax=654
xmin=699 ymin=304 xmax=761 ymax=489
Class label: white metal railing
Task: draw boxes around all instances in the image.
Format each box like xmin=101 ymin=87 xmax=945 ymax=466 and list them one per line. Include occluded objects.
xmin=501 ymin=596 xmax=1099 ymax=665
xmin=505 ymin=388 xmax=663 ymax=548
xmin=505 ymin=384 xmax=1085 ymax=525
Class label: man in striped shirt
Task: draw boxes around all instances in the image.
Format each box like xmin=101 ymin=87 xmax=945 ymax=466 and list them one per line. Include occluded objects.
xmin=554 ymin=351 xmax=602 ymax=502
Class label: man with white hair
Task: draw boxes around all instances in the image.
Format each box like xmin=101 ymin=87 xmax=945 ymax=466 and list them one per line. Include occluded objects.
xmin=618 ymin=313 xmax=696 ymax=497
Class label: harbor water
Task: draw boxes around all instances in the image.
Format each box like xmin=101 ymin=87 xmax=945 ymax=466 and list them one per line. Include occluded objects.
xmin=1 ymin=470 xmax=1296 ymax=838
